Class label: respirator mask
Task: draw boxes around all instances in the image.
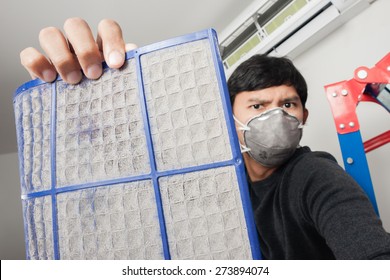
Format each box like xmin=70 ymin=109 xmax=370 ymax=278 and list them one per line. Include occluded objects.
xmin=234 ymin=107 xmax=304 ymax=167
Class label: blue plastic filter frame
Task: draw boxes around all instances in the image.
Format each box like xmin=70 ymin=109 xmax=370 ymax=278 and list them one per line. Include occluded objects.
xmin=14 ymin=29 xmax=261 ymax=259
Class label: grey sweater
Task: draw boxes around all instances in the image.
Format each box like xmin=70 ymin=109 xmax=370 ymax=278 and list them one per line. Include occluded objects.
xmin=249 ymin=146 xmax=390 ymax=259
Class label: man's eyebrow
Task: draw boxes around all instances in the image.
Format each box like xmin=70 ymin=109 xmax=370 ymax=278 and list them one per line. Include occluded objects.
xmin=246 ymin=96 xmax=300 ymax=103
xmin=282 ymin=96 xmax=300 ymax=102
xmin=247 ymin=97 xmax=270 ymax=103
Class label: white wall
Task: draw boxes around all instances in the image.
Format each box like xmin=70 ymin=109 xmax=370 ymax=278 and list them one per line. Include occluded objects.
xmin=0 ymin=0 xmax=389 ymax=260
xmin=294 ymin=0 xmax=390 ymax=230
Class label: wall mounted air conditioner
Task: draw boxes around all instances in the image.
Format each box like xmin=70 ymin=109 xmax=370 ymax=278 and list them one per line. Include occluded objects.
xmin=219 ymin=0 xmax=375 ymax=77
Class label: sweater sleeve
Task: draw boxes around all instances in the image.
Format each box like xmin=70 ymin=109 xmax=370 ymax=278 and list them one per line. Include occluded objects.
xmin=292 ymin=152 xmax=390 ymax=259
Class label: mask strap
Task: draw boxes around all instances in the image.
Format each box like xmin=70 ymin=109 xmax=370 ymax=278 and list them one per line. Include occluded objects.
xmin=233 ymin=115 xmax=251 ymax=153
xmin=239 ymin=143 xmax=251 ymax=153
xmin=233 ymin=115 xmax=250 ymax=131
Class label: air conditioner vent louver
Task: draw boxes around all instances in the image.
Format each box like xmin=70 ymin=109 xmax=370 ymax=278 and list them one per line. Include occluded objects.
xmin=219 ymin=0 xmax=373 ymax=77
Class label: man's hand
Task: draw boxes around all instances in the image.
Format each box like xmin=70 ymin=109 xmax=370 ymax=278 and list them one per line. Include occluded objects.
xmin=20 ymin=18 xmax=137 ymax=84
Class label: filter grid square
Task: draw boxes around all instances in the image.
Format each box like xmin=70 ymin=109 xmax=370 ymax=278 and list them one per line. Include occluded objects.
xmin=23 ymin=196 xmax=54 ymax=260
xmin=159 ymin=166 xmax=252 ymax=260
xmin=57 ymin=181 xmax=164 ymax=260
xmin=141 ymin=39 xmax=233 ymax=171
xmin=14 ymin=85 xmax=52 ymax=195
xmin=56 ymin=60 xmax=150 ymax=187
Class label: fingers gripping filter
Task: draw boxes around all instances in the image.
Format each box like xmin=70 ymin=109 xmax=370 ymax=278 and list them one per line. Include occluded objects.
xmin=13 ymin=29 xmax=261 ymax=260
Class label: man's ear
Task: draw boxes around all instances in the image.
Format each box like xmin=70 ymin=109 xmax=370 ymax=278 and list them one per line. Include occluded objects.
xmin=303 ymin=108 xmax=309 ymax=124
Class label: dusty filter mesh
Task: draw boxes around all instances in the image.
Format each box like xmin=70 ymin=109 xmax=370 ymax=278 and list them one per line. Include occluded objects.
xmin=13 ymin=29 xmax=260 ymax=260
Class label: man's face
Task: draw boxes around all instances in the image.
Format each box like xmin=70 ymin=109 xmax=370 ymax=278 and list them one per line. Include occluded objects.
xmin=232 ymin=85 xmax=308 ymax=146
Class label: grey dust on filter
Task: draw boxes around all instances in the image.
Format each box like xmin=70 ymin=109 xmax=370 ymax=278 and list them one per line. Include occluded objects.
xmin=14 ymin=30 xmax=257 ymax=260
xmin=55 ymin=59 xmax=150 ymax=187
xmin=141 ymin=40 xmax=232 ymax=170
xmin=14 ymin=84 xmax=53 ymax=194
xmin=159 ymin=166 xmax=251 ymax=260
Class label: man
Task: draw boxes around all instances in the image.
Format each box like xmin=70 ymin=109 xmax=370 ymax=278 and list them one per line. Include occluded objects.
xmin=228 ymin=54 xmax=390 ymax=259
xmin=20 ymin=18 xmax=390 ymax=259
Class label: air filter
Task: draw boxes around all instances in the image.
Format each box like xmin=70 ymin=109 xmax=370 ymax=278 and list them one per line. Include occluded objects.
xmin=14 ymin=29 xmax=261 ymax=260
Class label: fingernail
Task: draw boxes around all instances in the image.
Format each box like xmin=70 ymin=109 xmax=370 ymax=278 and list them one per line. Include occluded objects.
xmin=125 ymin=43 xmax=138 ymax=52
xmin=86 ymin=64 xmax=102 ymax=79
xmin=42 ymin=69 xmax=57 ymax=82
xmin=108 ymin=50 xmax=124 ymax=68
xmin=66 ymin=71 xmax=82 ymax=84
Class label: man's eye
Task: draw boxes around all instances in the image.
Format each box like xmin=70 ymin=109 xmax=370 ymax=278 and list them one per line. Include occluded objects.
xmin=252 ymin=104 xmax=261 ymax=109
xmin=284 ymin=103 xmax=292 ymax=108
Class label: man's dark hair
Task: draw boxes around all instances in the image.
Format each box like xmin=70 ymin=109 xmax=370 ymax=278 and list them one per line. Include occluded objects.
xmin=227 ymin=54 xmax=308 ymax=108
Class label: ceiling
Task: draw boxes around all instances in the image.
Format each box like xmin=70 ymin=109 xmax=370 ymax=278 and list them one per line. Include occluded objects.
xmin=0 ymin=0 xmax=256 ymax=154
